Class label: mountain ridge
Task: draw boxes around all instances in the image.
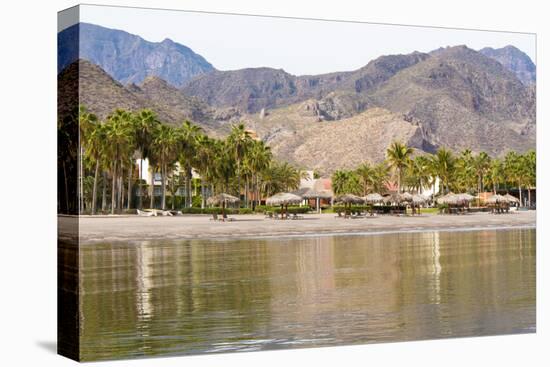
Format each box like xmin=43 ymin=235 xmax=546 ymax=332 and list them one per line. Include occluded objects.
xmin=58 ymin=22 xmax=215 ymax=87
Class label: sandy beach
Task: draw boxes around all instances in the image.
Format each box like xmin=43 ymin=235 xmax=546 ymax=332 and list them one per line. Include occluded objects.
xmin=62 ymin=211 xmax=536 ymax=244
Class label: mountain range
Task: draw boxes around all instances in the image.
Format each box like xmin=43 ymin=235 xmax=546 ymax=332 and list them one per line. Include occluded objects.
xmin=58 ymin=23 xmax=536 ymax=174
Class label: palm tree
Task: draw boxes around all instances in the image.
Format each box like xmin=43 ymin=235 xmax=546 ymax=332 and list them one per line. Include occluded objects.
xmin=132 ymin=109 xmax=160 ymax=209
xmin=85 ymin=122 xmax=107 ymax=214
xmin=261 ymin=161 xmax=304 ymax=196
xmin=371 ymin=162 xmax=390 ymax=194
xmin=486 ymin=158 xmax=504 ymax=194
xmin=178 ymin=121 xmax=203 ymax=207
xmin=227 ymin=124 xmax=253 ymax=202
xmin=151 ymin=124 xmax=179 ymax=210
xmin=193 ymin=134 xmax=215 ymax=208
xmin=245 ymin=140 xmax=272 ymax=208
xmin=505 ymin=151 xmax=528 ymax=206
xmin=405 ymin=155 xmax=432 ymax=194
xmin=331 ymin=170 xmax=362 ymax=196
xmin=78 ymin=106 xmax=98 ymax=213
xmin=356 ymin=162 xmax=375 ymax=195
xmin=473 ymin=152 xmax=491 ymax=194
xmin=104 ymin=109 xmax=133 ymax=214
xmin=386 ymin=141 xmax=414 ymax=193
xmin=454 ymin=149 xmax=475 ymax=193
xmin=430 ymin=148 xmax=455 ymax=194
xmin=524 ymin=150 xmax=536 ymax=206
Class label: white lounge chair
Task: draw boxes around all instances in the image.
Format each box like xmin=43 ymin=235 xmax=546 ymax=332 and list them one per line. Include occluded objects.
xmin=137 ymin=209 xmax=154 ymax=217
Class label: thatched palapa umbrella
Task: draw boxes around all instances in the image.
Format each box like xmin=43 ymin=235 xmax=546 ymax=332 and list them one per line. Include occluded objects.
xmin=302 ymin=189 xmax=333 ymax=214
xmin=503 ymin=193 xmax=520 ymax=203
xmin=335 ymin=194 xmax=364 ymax=217
xmin=364 ymin=193 xmax=383 ymax=204
xmin=410 ymin=194 xmax=428 ymax=215
xmin=383 ymin=192 xmax=412 ymax=205
xmin=436 ymin=193 xmax=458 ymax=205
xmin=400 ymin=192 xmax=413 ymax=202
xmin=364 ymin=193 xmax=383 ymax=216
xmin=266 ymin=192 xmax=303 ymax=219
xmin=207 ymin=193 xmax=240 ymax=218
xmin=485 ymin=194 xmax=508 ymax=204
xmin=456 ymin=193 xmax=475 ymax=202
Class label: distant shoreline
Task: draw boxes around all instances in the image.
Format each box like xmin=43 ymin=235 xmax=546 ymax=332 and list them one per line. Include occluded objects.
xmin=62 ymin=211 xmax=536 ymax=244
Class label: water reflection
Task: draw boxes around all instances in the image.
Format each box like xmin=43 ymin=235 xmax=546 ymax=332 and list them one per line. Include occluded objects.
xmin=76 ymin=229 xmax=536 ymax=361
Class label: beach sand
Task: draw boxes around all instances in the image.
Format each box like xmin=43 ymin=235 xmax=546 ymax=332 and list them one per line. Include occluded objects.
xmin=64 ymin=211 xmax=536 ymax=244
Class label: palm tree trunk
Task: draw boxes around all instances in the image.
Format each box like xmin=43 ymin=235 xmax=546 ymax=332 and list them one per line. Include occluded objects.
xmin=518 ymin=184 xmax=523 ymax=207
xmin=161 ymin=163 xmax=166 ymax=210
xmin=138 ymin=158 xmax=143 ymax=209
xmin=397 ymin=167 xmax=401 ymax=193
xmin=62 ymin=161 xmax=69 ymax=213
xmin=150 ymin=172 xmax=155 ymax=209
xmin=111 ymin=160 xmax=117 ymax=215
xmin=201 ymin=178 xmax=206 ymax=209
xmin=127 ymin=163 xmax=132 ymax=210
xmin=186 ymin=168 xmax=192 ymax=208
xmin=79 ymin=146 xmax=84 ymax=214
xmin=527 ymin=187 xmax=531 ymax=207
xmin=101 ymin=171 xmax=107 ymax=212
xmin=119 ymin=163 xmax=125 ymax=211
xmin=171 ymin=173 xmax=175 ymax=210
xmin=91 ymin=159 xmax=99 ymax=215
xmin=244 ymin=179 xmax=249 ymax=208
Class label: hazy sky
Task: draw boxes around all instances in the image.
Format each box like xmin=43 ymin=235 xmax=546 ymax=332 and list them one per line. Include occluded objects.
xmin=71 ymin=4 xmax=536 ymax=76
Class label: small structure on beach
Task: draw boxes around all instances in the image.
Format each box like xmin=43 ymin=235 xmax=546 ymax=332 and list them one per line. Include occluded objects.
xmin=364 ymin=193 xmax=384 ymax=216
xmin=411 ymin=194 xmax=428 ymax=215
xmin=207 ymin=193 xmax=240 ymax=219
xmin=302 ymin=189 xmax=333 ymax=213
xmin=365 ymin=193 xmax=383 ymax=204
xmin=266 ymin=192 xmax=303 ymax=219
xmin=335 ymin=194 xmax=364 ymax=218
xmin=436 ymin=192 xmax=474 ymax=214
xmin=503 ymin=194 xmax=520 ymax=204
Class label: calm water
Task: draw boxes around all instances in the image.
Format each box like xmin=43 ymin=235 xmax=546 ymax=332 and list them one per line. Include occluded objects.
xmin=76 ymin=228 xmax=535 ymax=361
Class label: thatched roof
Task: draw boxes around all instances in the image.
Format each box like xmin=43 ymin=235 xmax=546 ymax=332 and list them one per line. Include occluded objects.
xmin=302 ymin=189 xmax=333 ymax=199
xmin=503 ymin=193 xmax=520 ymax=203
xmin=207 ymin=193 xmax=240 ymax=205
xmin=400 ymin=192 xmax=413 ymax=202
xmin=486 ymin=194 xmax=513 ymax=204
xmin=291 ymin=187 xmax=310 ymax=197
xmin=412 ymin=194 xmax=428 ymax=204
xmin=364 ymin=193 xmax=383 ymax=203
xmin=437 ymin=192 xmax=474 ymax=205
xmin=383 ymin=192 xmax=412 ymax=204
xmin=456 ymin=193 xmax=475 ymax=202
xmin=334 ymin=194 xmax=364 ymax=204
xmin=436 ymin=193 xmax=458 ymax=205
xmin=266 ymin=192 xmax=303 ymax=206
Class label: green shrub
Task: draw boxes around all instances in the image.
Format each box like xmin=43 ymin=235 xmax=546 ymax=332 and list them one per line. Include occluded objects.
xmin=192 ymin=195 xmax=203 ymax=208
xmin=180 ymin=207 xmax=205 ymax=214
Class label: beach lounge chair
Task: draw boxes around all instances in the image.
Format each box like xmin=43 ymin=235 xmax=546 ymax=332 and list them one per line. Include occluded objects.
xmin=222 ymin=213 xmax=235 ymax=222
xmin=137 ymin=209 xmax=154 ymax=217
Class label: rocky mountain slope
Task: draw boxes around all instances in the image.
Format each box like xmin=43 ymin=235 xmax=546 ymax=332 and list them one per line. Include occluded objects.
xmin=366 ymin=46 xmax=535 ymax=155
xmin=479 ymin=45 xmax=536 ymax=85
xmin=58 ymin=23 xmax=536 ymax=172
xmin=58 ymin=59 xmax=221 ymax=134
xmin=181 ymin=52 xmax=430 ymax=114
xmin=58 ymin=23 xmax=215 ymax=87
xmin=242 ymin=103 xmax=427 ymax=174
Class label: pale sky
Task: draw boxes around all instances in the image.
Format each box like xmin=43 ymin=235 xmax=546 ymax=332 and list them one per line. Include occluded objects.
xmin=67 ymin=4 xmax=536 ymax=76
